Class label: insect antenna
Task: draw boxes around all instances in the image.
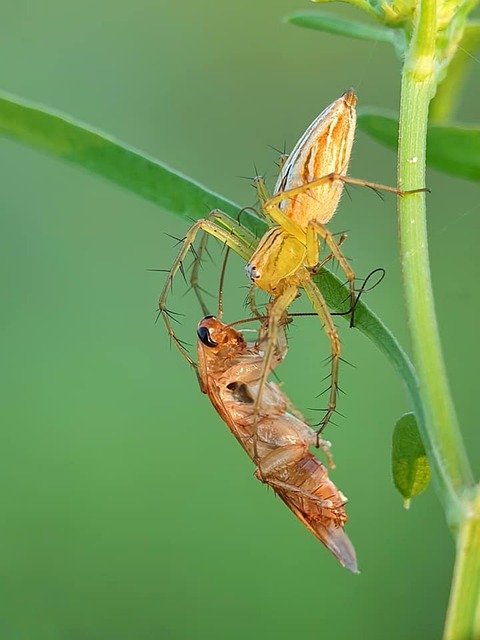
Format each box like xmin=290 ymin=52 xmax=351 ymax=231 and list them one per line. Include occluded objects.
xmin=313 ymin=267 xmax=386 ymax=324
xmin=348 ymin=267 xmax=386 ymax=327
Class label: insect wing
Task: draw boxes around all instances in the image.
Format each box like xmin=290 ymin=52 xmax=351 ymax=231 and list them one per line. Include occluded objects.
xmin=276 ymin=488 xmax=358 ymax=573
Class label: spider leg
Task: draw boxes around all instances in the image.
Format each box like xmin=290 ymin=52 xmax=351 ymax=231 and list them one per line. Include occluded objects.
xmin=158 ymin=210 xmax=259 ymax=368
xmin=309 ymin=221 xmax=356 ymax=326
xmin=302 ymin=276 xmax=341 ymax=443
xmin=266 ymin=172 xmax=428 ymax=210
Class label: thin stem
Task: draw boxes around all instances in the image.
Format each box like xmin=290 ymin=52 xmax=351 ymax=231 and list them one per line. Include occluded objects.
xmin=444 ymin=489 xmax=480 ymax=640
xmin=397 ymin=2 xmax=474 ymax=524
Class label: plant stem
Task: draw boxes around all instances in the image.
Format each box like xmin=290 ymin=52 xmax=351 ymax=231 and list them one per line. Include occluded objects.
xmin=398 ymin=1 xmax=479 ymax=636
xmin=443 ymin=488 xmax=480 ymax=640
xmin=397 ymin=1 xmax=474 ymax=526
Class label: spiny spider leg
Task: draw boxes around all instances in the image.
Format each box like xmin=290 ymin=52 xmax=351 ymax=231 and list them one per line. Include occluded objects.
xmin=301 ymin=277 xmax=342 ymax=444
xmin=188 ymin=232 xmax=212 ymax=317
xmin=158 ymin=210 xmax=259 ymax=369
xmin=312 ymin=233 xmax=348 ymax=273
xmin=266 ymin=171 xmax=429 ymax=210
xmin=251 ymin=234 xmax=350 ymax=451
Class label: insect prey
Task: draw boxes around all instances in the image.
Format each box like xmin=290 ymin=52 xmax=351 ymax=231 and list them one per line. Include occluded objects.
xmin=196 ymin=315 xmax=359 ymax=573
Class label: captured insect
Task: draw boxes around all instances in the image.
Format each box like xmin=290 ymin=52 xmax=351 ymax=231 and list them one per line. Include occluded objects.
xmin=159 ymin=89 xmax=426 ymax=435
xmin=196 ymin=314 xmax=358 ymax=573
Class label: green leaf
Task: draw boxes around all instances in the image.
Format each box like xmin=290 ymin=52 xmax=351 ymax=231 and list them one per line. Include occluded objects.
xmin=285 ymin=11 xmax=394 ymax=43
xmin=392 ymin=413 xmax=431 ymax=508
xmin=358 ymin=109 xmax=480 ymax=181
xmin=0 ymin=90 xmax=266 ymax=236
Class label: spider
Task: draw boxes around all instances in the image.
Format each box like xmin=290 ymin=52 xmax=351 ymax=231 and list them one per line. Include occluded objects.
xmin=158 ymin=89 xmax=426 ymax=435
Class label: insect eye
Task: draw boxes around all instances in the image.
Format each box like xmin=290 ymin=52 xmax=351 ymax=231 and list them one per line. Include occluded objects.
xmin=197 ymin=326 xmax=218 ymax=348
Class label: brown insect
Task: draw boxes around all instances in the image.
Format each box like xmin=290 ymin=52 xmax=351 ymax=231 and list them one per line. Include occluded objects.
xmin=196 ymin=315 xmax=358 ymax=573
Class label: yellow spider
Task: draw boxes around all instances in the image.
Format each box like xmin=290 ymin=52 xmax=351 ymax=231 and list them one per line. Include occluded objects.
xmin=159 ymin=89 xmax=425 ymax=434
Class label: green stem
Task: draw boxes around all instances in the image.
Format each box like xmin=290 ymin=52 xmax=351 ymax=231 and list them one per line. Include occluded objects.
xmin=444 ymin=489 xmax=480 ymax=640
xmin=398 ymin=1 xmax=478 ymax=636
xmin=407 ymin=0 xmax=436 ymax=80
xmin=398 ymin=2 xmax=474 ymax=524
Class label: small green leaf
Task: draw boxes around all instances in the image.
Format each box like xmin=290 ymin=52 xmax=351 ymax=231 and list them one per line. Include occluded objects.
xmin=392 ymin=413 xmax=431 ymax=508
xmin=285 ymin=11 xmax=394 ymax=44
xmin=358 ymin=109 xmax=480 ymax=181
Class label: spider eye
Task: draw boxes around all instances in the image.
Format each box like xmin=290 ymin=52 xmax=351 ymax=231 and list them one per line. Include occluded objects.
xmin=245 ymin=263 xmax=260 ymax=281
xmin=197 ymin=326 xmax=218 ymax=348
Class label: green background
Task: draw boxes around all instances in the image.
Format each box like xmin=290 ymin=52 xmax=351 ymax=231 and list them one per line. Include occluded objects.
xmin=1 ymin=1 xmax=479 ymax=638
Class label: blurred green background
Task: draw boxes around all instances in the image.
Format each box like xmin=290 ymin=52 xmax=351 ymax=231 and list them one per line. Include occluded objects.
xmin=1 ymin=1 xmax=479 ymax=638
